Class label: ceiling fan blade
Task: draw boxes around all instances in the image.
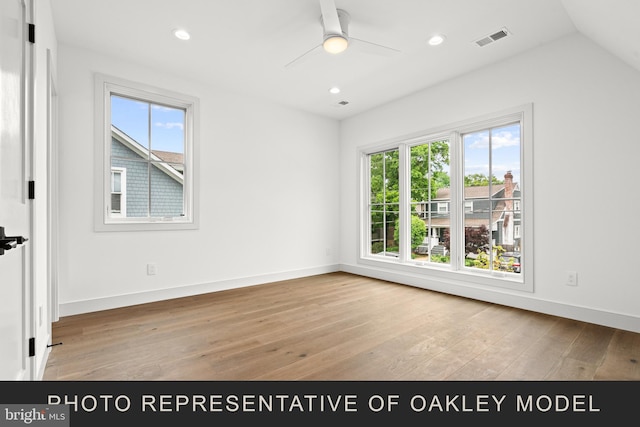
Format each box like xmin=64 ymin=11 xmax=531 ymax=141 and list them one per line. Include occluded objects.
xmin=284 ymin=43 xmax=323 ymax=69
xmin=319 ymin=0 xmax=342 ymax=35
xmin=350 ymin=37 xmax=401 ymax=56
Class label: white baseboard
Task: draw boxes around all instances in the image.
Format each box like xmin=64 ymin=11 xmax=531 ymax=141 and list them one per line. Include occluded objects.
xmin=57 ymin=262 xmax=639 ymax=334
xmin=58 ymin=264 xmax=341 ymax=317
xmin=340 ymin=263 xmax=640 ymax=334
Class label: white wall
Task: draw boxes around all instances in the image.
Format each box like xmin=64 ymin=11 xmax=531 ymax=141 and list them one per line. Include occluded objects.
xmin=339 ymin=33 xmax=640 ymax=333
xmin=57 ymin=44 xmax=340 ymax=315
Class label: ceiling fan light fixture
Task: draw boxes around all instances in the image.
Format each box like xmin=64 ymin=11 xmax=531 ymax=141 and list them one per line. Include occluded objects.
xmin=323 ymin=35 xmax=348 ymax=54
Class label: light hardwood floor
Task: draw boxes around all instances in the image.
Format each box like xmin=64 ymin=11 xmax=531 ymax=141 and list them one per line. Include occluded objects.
xmin=43 ymin=272 xmax=640 ymax=381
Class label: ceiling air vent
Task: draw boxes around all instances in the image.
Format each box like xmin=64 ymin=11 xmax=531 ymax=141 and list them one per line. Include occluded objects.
xmin=474 ymin=28 xmax=510 ymax=47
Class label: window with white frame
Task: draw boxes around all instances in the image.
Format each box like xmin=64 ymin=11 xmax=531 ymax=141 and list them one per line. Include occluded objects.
xmin=464 ymin=201 xmax=474 ymax=213
xmin=361 ymin=105 xmax=532 ymax=291
xmin=110 ymin=167 xmax=126 ymax=217
xmin=94 ymin=74 xmax=199 ymax=231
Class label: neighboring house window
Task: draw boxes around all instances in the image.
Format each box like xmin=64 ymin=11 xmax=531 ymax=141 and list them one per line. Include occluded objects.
xmin=110 ymin=167 xmax=126 ymax=217
xmin=94 ymin=74 xmax=199 ymax=231
xmin=464 ymin=201 xmax=473 ymax=213
xmin=360 ymin=104 xmax=532 ymax=291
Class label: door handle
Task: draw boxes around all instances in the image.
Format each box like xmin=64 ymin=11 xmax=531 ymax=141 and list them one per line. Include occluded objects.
xmin=0 ymin=226 xmax=29 ymax=255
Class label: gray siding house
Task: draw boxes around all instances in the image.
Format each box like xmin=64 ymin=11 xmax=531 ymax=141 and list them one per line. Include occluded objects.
xmin=110 ymin=126 xmax=184 ymax=219
xmin=418 ymin=171 xmax=521 ymax=254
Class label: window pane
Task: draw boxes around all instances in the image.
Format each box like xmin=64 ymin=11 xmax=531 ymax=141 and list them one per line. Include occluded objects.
xmin=370 ymin=153 xmax=384 ymax=204
xmin=463 ymin=123 xmax=522 ymax=273
xmin=492 ymin=123 xmax=521 ymax=257
xmin=150 ymin=162 xmax=184 ymax=217
xmin=111 ymin=194 xmax=121 ymax=213
xmin=111 ymin=158 xmax=148 ymax=218
xmin=369 ymin=149 xmax=399 ymax=255
xmin=464 ymin=130 xmax=490 ymax=183
xmin=112 ymin=171 xmax=121 ymax=193
xmin=370 ymin=204 xmax=386 ymax=255
xmin=111 ymin=95 xmax=149 ymax=149
xmin=410 ymin=140 xmax=450 ymax=265
xmin=151 ymin=104 xmax=185 ymax=154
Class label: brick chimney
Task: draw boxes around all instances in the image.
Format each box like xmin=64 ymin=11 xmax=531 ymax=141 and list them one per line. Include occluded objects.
xmin=503 ymin=170 xmax=515 ymax=249
xmin=504 ymin=171 xmax=514 ymax=199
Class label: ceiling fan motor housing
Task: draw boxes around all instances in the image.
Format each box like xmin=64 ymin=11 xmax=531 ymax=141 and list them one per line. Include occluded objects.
xmin=321 ymin=8 xmax=350 ymax=40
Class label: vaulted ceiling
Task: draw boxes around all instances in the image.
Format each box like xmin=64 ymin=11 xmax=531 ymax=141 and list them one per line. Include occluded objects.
xmin=50 ymin=0 xmax=640 ymax=120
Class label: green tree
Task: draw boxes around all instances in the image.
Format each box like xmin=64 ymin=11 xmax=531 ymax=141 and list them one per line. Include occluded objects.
xmin=394 ymin=215 xmax=427 ymax=250
xmin=409 ymin=141 xmax=450 ymax=201
xmin=464 ymin=173 xmax=504 ymax=187
xmin=370 ymin=142 xmax=450 ymax=205
xmin=369 ymin=143 xmax=448 ymax=252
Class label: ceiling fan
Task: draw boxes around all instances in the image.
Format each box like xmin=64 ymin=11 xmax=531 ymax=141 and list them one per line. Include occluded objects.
xmin=284 ymin=0 xmax=400 ymax=69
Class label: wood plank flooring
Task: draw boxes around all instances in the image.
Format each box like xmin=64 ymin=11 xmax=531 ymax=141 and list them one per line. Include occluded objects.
xmin=43 ymin=272 xmax=640 ymax=381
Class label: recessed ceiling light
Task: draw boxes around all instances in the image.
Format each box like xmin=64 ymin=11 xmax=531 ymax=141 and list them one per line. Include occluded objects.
xmin=329 ymin=87 xmax=341 ymax=94
xmin=173 ymin=29 xmax=191 ymax=40
xmin=428 ymin=34 xmax=445 ymax=46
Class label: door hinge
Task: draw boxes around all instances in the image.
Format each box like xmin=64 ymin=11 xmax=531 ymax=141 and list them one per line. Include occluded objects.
xmin=28 ymin=337 xmax=35 ymax=357
xmin=28 ymin=24 xmax=35 ymax=44
xmin=28 ymin=181 xmax=35 ymax=200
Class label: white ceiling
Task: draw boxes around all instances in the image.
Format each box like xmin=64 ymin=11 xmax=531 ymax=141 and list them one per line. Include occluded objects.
xmin=49 ymin=0 xmax=640 ymax=120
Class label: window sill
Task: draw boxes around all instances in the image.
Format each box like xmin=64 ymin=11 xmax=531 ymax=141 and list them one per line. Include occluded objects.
xmin=358 ymin=255 xmax=531 ymax=293
xmin=95 ymin=218 xmax=198 ymax=232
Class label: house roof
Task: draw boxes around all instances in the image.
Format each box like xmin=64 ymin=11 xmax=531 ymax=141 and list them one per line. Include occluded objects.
xmin=111 ymin=126 xmax=184 ymax=184
xmin=435 ymin=184 xmax=507 ymax=200
xmin=152 ymin=150 xmax=184 ymax=165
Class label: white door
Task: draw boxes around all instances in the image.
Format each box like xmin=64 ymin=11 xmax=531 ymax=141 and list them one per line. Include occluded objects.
xmin=0 ymin=0 xmax=33 ymax=380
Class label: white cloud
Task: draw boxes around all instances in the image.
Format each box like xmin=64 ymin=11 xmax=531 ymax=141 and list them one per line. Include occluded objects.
xmin=492 ymin=131 xmax=520 ymax=149
xmin=154 ymin=121 xmax=184 ymax=130
xmin=152 ymin=105 xmax=177 ymax=112
xmin=467 ymin=131 xmax=519 ymax=150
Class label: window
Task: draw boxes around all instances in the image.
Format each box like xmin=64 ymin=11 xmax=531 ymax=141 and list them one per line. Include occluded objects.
xmin=110 ymin=168 xmax=126 ymax=217
xmin=94 ymin=74 xmax=199 ymax=231
xmin=464 ymin=201 xmax=474 ymax=213
xmin=360 ymin=105 xmax=532 ymax=291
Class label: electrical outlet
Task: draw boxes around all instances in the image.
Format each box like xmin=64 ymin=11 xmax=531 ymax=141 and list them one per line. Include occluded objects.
xmin=147 ymin=263 xmax=157 ymax=276
xmin=565 ymin=271 xmax=577 ymax=286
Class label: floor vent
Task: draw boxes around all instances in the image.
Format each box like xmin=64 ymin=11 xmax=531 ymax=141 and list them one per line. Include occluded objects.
xmin=474 ymin=27 xmax=510 ymax=47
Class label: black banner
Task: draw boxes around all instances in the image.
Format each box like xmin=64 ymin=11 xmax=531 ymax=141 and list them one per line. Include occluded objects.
xmin=1 ymin=381 xmax=638 ymax=425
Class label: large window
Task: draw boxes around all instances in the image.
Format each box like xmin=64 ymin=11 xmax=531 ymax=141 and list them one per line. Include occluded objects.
xmin=360 ymin=105 xmax=532 ymax=291
xmin=94 ymin=74 xmax=199 ymax=231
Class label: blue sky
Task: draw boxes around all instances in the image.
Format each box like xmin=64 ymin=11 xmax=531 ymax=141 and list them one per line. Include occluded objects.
xmin=111 ymin=95 xmax=185 ymax=154
xmin=463 ymin=123 xmax=521 ymax=185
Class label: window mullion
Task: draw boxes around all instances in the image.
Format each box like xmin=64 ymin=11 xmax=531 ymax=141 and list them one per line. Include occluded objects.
xmin=398 ymin=144 xmax=410 ymax=262
xmin=449 ymin=131 xmax=462 ymax=270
